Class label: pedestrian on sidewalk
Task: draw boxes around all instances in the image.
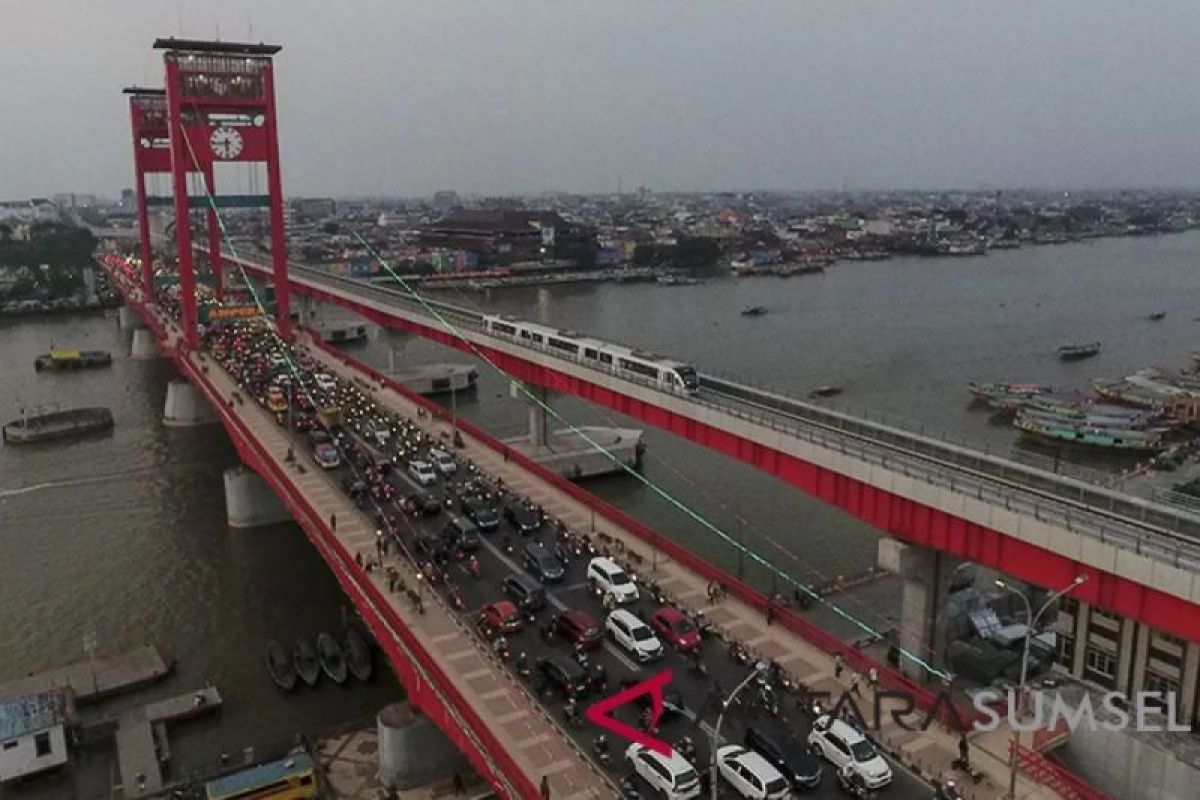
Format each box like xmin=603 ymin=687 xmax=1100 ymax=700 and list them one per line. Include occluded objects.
xmin=849 ymin=674 xmax=861 ymax=697
xmin=540 ymin=775 xmax=551 ymax=800
xmin=958 ymin=733 xmax=970 ymax=768
xmin=867 ymin=666 xmax=878 ymax=691
xmin=329 ymin=512 xmax=337 ymax=531
xmin=765 ymin=601 xmax=776 ymax=626
xmin=833 ymin=652 xmax=844 ymax=680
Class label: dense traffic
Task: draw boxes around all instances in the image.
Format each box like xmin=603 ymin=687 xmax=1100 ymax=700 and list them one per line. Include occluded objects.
xmin=201 ymin=318 xmax=941 ymax=800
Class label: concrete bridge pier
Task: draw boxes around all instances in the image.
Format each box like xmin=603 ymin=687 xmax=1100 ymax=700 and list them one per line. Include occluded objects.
xmin=878 ymin=539 xmax=962 ymax=681
xmin=118 ymin=305 xmax=145 ymax=331
xmin=162 ymin=379 xmax=217 ymax=427
xmin=130 ymin=328 xmax=160 ymax=360
xmin=519 ymin=382 xmax=551 ymax=448
xmin=377 ymin=703 xmax=467 ymax=790
xmin=223 ymin=466 xmax=292 ymax=528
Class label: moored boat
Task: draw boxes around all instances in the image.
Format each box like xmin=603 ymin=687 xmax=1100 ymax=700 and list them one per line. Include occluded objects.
xmin=1057 ymin=342 xmax=1101 ymax=360
xmin=1148 ymin=311 xmax=1166 ymax=321
xmin=2 ymin=406 xmax=114 ymax=445
xmin=967 ymin=382 xmax=1051 ymax=414
xmin=34 ymin=349 xmax=113 ymax=372
xmin=343 ymin=627 xmax=374 ymax=683
xmin=741 ymin=306 xmax=767 ymax=317
xmin=809 ymin=385 xmax=843 ymax=398
xmin=1014 ymin=411 xmax=1166 ymax=453
xmin=265 ymin=640 xmax=298 ymax=692
xmin=316 ymin=632 xmax=349 ymax=685
xmin=293 ymin=639 xmax=320 ymax=687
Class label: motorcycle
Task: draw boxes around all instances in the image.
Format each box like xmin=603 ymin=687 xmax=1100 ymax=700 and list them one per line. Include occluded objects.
xmin=448 ymin=586 xmax=466 ymax=611
xmin=540 ymin=621 xmax=557 ymax=644
xmin=836 ymin=766 xmax=874 ymax=798
xmin=618 ymin=775 xmax=641 ymax=800
xmin=756 ymin=683 xmax=780 ymax=717
xmin=675 ymin=736 xmax=697 ymax=765
xmin=931 ymin=780 xmax=962 ymax=800
xmin=563 ymin=699 xmax=583 ymax=727
xmin=728 ymin=641 xmax=750 ymax=665
xmin=689 ymin=650 xmax=709 ymax=677
xmin=515 ymin=652 xmax=532 ymax=679
xmin=467 ymin=556 xmax=482 ymax=580
xmin=588 ymin=662 xmax=608 ymax=692
xmin=492 ymin=636 xmax=511 ymax=661
xmin=693 ymin=611 xmax=714 ymax=639
xmin=592 ymin=735 xmax=611 ymax=766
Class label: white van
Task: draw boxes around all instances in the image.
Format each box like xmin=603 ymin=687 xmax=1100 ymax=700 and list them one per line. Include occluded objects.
xmin=806 ymin=715 xmax=892 ymax=789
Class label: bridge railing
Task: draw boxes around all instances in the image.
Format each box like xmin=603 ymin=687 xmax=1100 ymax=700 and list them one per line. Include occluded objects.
xmin=275 ymin=264 xmax=1200 ymax=570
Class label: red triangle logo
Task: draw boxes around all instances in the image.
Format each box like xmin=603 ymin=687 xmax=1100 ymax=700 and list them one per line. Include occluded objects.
xmin=585 ymin=669 xmax=673 ymax=755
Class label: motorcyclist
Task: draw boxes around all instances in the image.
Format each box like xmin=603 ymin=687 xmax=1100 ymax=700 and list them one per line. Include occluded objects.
xmin=838 ymin=764 xmax=868 ymax=796
xmin=514 ymin=651 xmax=530 ymax=676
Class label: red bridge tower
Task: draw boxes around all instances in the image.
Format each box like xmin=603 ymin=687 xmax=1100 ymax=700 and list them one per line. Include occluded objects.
xmin=155 ymin=37 xmax=291 ymax=348
xmin=123 ymin=87 xmax=170 ymax=298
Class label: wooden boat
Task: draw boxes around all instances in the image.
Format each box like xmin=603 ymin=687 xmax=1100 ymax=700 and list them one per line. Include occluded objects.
xmin=34 ymin=349 xmax=112 ymax=372
xmin=265 ymin=640 xmax=298 ymax=692
xmin=1148 ymin=311 xmax=1166 ymax=321
xmin=1057 ymin=342 xmax=1101 ymax=360
xmin=316 ymin=632 xmax=349 ymax=685
xmin=293 ymin=639 xmax=320 ymax=687
xmin=809 ymin=385 xmax=843 ymax=398
xmin=3 ymin=406 xmax=113 ymax=445
xmin=741 ymin=306 xmax=768 ymax=317
xmin=343 ymin=627 xmax=374 ymax=682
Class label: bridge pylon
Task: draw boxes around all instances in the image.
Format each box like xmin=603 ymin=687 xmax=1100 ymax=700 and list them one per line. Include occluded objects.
xmin=122 ymin=87 xmax=171 ymax=299
xmin=155 ymin=37 xmax=292 ymax=349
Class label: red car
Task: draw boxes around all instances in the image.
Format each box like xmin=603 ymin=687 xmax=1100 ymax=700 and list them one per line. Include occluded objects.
xmin=553 ymin=609 xmax=603 ymax=650
xmin=479 ymin=601 xmax=523 ymax=635
xmin=650 ymin=607 xmax=701 ymax=652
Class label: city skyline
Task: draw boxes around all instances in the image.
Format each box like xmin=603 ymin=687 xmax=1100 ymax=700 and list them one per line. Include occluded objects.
xmin=4 ymin=2 xmax=1200 ymax=198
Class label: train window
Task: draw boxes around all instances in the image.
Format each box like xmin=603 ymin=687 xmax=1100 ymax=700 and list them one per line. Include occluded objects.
xmin=584 ymin=348 xmax=598 ymax=360
xmin=599 ymin=353 xmax=613 ymax=364
xmin=519 ymin=330 xmax=531 ymax=339
xmin=492 ymin=322 xmax=518 ymax=336
xmin=548 ymin=338 xmax=579 ymax=354
xmin=617 ymin=358 xmax=659 ymax=379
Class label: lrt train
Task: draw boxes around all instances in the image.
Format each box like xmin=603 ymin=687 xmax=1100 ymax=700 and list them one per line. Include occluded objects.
xmin=482 ymin=315 xmax=700 ymax=395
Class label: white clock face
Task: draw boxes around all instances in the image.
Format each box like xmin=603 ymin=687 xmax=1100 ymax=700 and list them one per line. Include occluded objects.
xmin=209 ymin=127 xmax=243 ymax=160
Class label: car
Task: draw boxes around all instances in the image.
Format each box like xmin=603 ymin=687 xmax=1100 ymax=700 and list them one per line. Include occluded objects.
xmin=606 ymin=608 xmax=664 ymax=662
xmin=744 ymin=724 xmax=822 ymax=790
xmin=538 ymin=655 xmax=588 ymax=698
xmin=314 ymin=372 xmax=337 ymax=392
xmin=429 ymin=448 xmax=457 ymax=476
xmin=413 ymin=533 xmax=448 ymax=565
xmin=459 ymin=495 xmax=500 ymax=531
xmin=807 ymin=716 xmax=892 ymax=790
xmin=524 ymin=542 xmax=565 ymax=583
xmin=586 ymin=556 xmax=639 ymax=604
xmin=442 ymin=515 xmax=481 ymax=552
xmin=368 ymin=421 xmax=392 ymax=447
xmin=503 ymin=502 xmax=541 ymax=534
xmin=408 ymin=460 xmax=438 ymax=486
xmin=650 ymin=607 xmax=701 ymax=652
xmin=553 ymin=609 xmax=603 ymax=650
xmin=313 ymin=442 xmax=341 ymax=469
xmin=717 ymin=745 xmax=790 ymax=800
xmin=501 ymin=573 xmax=546 ymax=612
xmin=625 ymin=744 xmax=701 ymax=800
xmin=400 ymin=491 xmax=441 ymax=517
xmin=479 ymin=601 xmax=523 ymax=635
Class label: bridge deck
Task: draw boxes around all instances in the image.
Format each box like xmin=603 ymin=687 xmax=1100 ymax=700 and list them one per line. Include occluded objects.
xmin=132 ymin=289 xmax=605 ymax=800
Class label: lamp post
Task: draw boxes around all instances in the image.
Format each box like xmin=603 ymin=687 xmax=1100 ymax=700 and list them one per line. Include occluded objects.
xmin=995 ymin=575 xmax=1087 ymax=800
xmin=710 ymin=661 xmax=768 ymax=800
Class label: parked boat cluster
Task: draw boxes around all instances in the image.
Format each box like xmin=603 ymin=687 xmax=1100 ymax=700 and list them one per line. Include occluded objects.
xmin=969 ymin=367 xmax=1200 ymax=456
xmin=265 ymin=627 xmax=374 ymax=691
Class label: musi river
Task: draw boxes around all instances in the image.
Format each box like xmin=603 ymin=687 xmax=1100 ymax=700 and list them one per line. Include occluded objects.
xmin=2 ymin=231 xmax=1199 ymax=796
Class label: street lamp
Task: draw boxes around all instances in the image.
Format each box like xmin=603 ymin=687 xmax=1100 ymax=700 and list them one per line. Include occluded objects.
xmin=710 ymin=661 xmax=768 ymax=800
xmin=994 ymin=574 xmax=1087 ymax=800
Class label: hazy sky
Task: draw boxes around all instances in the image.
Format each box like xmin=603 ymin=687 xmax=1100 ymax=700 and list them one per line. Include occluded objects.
xmin=4 ymin=1 xmax=1200 ymax=198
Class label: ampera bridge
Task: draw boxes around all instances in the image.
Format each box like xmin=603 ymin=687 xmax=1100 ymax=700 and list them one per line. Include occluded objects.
xmin=97 ymin=34 xmax=1197 ymax=800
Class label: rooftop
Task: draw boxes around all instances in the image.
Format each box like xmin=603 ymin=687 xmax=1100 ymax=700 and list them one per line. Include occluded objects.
xmin=152 ymin=37 xmax=281 ymax=56
xmin=0 ymin=690 xmax=70 ymax=741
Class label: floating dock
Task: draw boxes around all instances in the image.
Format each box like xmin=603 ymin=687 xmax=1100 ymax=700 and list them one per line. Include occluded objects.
xmin=114 ymin=685 xmax=222 ymax=797
xmin=0 ymin=645 xmax=169 ymax=704
xmin=503 ymin=426 xmax=644 ymax=479
xmin=390 ymin=363 xmax=478 ymax=396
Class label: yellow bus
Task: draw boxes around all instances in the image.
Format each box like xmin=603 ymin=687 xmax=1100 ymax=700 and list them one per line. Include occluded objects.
xmin=204 ymin=751 xmax=318 ymax=800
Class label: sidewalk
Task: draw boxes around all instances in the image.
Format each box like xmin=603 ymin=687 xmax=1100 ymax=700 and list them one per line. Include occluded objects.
xmin=304 ymin=334 xmax=1064 ymax=800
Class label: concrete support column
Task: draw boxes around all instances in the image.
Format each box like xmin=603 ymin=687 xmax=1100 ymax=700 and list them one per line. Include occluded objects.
xmin=163 ymin=379 xmax=217 ymax=427
xmin=118 ymin=305 xmax=145 ymax=331
xmin=1180 ymin=641 xmax=1200 ymax=726
xmin=512 ymin=381 xmax=550 ymax=448
xmin=377 ymin=703 xmax=466 ymax=789
xmin=130 ymin=328 xmax=160 ymax=360
xmin=878 ymin=539 xmax=961 ymax=680
xmin=1071 ymin=602 xmax=1091 ymax=676
xmin=223 ymin=465 xmax=292 ymax=528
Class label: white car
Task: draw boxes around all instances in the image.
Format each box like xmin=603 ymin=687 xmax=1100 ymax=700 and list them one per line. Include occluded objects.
xmin=806 ymin=716 xmax=892 ymax=790
xmin=606 ymin=608 xmax=663 ymax=662
xmin=717 ymin=745 xmax=790 ymax=800
xmin=369 ymin=422 xmax=392 ymax=447
xmin=625 ymin=743 xmax=701 ymax=800
xmin=429 ymin=447 xmax=457 ymax=476
xmin=586 ymin=556 xmax=639 ymax=605
xmin=407 ymin=460 xmax=438 ymax=487
xmin=314 ymin=372 xmax=337 ymax=392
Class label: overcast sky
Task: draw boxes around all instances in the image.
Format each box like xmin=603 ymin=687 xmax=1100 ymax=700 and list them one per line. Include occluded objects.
xmin=4 ymin=1 xmax=1200 ymax=199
